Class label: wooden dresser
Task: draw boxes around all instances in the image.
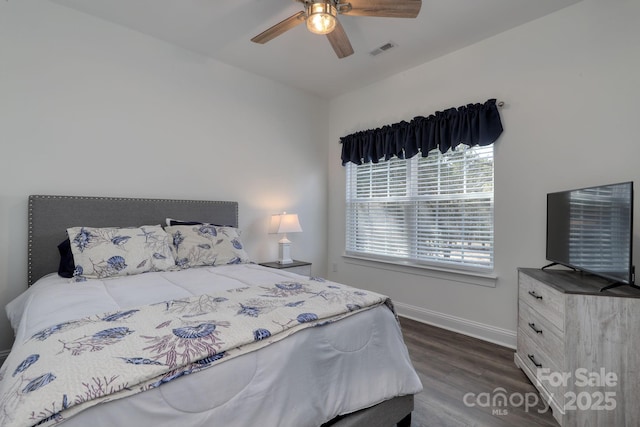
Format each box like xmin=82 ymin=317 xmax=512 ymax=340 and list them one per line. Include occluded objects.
xmin=515 ymin=268 xmax=640 ymax=426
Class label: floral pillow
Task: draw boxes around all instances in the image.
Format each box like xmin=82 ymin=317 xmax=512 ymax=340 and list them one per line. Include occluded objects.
xmin=67 ymin=225 xmax=176 ymax=281
xmin=164 ymin=224 xmax=251 ymax=268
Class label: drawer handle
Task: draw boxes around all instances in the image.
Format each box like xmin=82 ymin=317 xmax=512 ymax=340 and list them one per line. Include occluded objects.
xmin=528 ymin=291 xmax=543 ymax=300
xmin=527 ymin=354 xmax=542 ymax=368
xmin=528 ymin=322 xmax=543 ymax=334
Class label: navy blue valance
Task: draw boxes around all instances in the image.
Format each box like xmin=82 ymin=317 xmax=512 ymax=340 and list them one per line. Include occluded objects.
xmin=340 ymin=98 xmax=503 ymax=166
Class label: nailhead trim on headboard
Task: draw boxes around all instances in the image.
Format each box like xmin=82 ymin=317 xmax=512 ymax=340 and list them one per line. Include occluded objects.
xmin=27 ymin=195 xmax=239 ymax=286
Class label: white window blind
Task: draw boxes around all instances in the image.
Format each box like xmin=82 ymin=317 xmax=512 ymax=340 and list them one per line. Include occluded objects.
xmin=345 ymin=144 xmax=494 ymax=271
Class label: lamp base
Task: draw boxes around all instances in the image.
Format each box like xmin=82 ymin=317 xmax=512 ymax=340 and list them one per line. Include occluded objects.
xmin=277 ymin=240 xmax=294 ymax=265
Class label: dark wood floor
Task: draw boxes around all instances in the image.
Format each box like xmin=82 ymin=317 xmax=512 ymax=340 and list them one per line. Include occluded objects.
xmin=399 ymin=317 xmax=559 ymax=427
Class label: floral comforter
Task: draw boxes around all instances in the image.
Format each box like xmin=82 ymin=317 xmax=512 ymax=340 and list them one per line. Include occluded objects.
xmin=0 ymin=277 xmax=392 ymax=427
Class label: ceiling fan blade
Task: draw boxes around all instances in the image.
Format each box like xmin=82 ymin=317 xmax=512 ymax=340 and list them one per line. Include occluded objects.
xmin=326 ymin=18 xmax=354 ymax=59
xmin=339 ymin=0 xmax=421 ymax=18
xmin=251 ymin=11 xmax=306 ymax=44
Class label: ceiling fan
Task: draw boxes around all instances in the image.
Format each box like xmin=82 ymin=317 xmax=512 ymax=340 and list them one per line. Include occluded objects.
xmin=251 ymin=0 xmax=422 ymax=59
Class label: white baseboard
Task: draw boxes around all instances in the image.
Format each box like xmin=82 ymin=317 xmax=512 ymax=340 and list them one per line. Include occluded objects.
xmin=0 ymin=349 xmax=10 ymax=366
xmin=394 ymin=301 xmax=516 ymax=349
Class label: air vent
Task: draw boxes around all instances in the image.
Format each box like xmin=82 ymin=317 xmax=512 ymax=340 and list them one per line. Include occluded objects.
xmin=369 ymin=42 xmax=397 ymax=56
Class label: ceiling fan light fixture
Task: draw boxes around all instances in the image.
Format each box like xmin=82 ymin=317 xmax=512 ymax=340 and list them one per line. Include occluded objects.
xmin=306 ymin=2 xmax=337 ymax=35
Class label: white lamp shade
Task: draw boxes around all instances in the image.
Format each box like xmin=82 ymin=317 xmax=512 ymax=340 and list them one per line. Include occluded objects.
xmin=270 ymin=213 xmax=302 ymax=234
xmin=270 ymin=212 xmax=302 ymax=264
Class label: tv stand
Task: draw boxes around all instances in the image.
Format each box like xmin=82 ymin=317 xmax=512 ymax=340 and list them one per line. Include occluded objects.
xmin=540 ymin=262 xmax=558 ymax=270
xmin=541 ymin=262 xmax=576 ymax=271
xmin=599 ymin=281 xmax=627 ymax=292
xmin=515 ymin=268 xmax=640 ymax=426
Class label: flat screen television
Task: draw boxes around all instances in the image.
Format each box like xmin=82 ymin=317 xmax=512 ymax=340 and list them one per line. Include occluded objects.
xmin=546 ymin=181 xmax=635 ymax=289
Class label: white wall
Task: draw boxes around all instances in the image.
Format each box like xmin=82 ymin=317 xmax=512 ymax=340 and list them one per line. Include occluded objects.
xmin=327 ymin=0 xmax=640 ymax=347
xmin=0 ymin=2 xmax=328 ymax=351
xmin=2 ymin=0 xmax=639 ymax=356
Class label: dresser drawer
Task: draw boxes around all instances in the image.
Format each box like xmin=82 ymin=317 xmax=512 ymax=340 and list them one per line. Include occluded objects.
xmin=517 ymin=331 xmax=565 ymax=406
xmin=519 ymin=271 xmax=565 ymax=331
xmin=519 ymin=300 xmax=564 ymax=368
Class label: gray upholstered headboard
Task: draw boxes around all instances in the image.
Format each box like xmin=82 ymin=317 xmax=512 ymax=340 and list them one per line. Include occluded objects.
xmin=28 ymin=195 xmax=238 ymax=286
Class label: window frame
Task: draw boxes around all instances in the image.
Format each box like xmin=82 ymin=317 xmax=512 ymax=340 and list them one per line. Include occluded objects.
xmin=345 ymin=144 xmax=495 ymax=274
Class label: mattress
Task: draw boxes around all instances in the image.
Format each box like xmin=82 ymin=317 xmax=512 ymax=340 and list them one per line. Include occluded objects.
xmin=4 ymin=264 xmax=422 ymax=427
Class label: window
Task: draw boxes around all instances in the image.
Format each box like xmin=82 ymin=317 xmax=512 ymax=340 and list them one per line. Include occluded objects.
xmin=345 ymin=144 xmax=494 ymax=271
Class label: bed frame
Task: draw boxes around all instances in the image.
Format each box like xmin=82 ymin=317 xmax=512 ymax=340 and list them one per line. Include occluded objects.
xmin=27 ymin=194 xmax=413 ymax=427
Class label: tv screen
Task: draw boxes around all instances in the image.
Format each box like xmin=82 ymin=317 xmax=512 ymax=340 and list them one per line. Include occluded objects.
xmin=546 ymin=182 xmax=634 ymax=285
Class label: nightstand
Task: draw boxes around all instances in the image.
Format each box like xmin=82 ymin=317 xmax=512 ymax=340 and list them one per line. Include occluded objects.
xmin=259 ymin=260 xmax=312 ymax=276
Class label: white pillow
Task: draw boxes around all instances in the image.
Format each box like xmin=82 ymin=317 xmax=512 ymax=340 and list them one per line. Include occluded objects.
xmin=67 ymin=225 xmax=175 ymax=280
xmin=165 ymin=224 xmax=251 ymax=268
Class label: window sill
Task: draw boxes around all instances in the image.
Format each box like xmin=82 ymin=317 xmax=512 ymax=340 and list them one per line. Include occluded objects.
xmin=342 ymin=254 xmax=497 ymax=288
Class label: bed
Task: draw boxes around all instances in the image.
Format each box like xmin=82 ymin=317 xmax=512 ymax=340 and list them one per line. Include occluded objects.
xmin=0 ymin=195 xmax=422 ymax=427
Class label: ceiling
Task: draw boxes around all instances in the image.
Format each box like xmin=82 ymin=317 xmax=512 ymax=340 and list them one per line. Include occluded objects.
xmin=51 ymin=0 xmax=582 ymax=99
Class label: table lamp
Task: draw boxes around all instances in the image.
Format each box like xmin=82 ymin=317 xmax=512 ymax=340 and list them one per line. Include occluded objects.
xmin=270 ymin=212 xmax=302 ymax=264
